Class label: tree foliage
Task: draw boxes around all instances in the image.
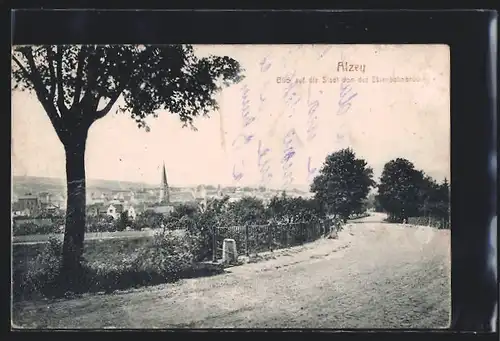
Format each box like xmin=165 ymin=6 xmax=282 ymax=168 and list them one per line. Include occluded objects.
xmin=376 ymin=158 xmax=450 ymax=223
xmin=376 ymin=158 xmax=424 ymax=221
xmin=310 ymin=148 xmax=375 ymax=220
xmin=12 ymin=45 xmax=244 ymax=134
xmin=227 ymin=197 xmax=268 ymax=226
xmin=11 ymin=44 xmax=243 ymax=284
xmin=169 ymin=203 xmax=199 ymax=221
xmin=131 ymin=210 xmax=164 ymax=230
xmin=267 ymin=192 xmax=324 ymax=224
xmin=418 ymin=177 xmax=450 ymax=221
xmin=115 ymin=211 xmax=131 ymax=231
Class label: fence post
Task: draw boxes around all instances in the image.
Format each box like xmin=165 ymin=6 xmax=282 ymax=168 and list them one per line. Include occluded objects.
xmin=245 ymin=224 xmax=249 ymax=256
xmin=286 ymin=224 xmax=289 ymax=247
xmin=212 ymin=226 xmax=217 ymax=263
xmin=268 ymin=223 xmax=273 ymax=252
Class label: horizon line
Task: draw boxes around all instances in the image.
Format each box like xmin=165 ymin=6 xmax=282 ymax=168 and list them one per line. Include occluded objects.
xmin=12 ymin=174 xmax=313 ymax=191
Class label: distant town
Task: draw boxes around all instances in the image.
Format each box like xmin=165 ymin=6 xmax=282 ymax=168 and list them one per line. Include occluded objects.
xmin=12 ymin=163 xmax=311 ymax=227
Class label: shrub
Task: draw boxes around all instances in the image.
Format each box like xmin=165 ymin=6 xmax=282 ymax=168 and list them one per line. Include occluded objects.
xmin=384 ymin=214 xmax=403 ymax=223
xmin=16 ymin=237 xmax=63 ymax=299
xmin=14 ymin=231 xmax=201 ymax=300
xmin=407 ymin=216 xmax=450 ymax=229
xmin=133 ymin=211 xmax=166 ymax=230
xmin=132 ymin=230 xmax=197 ymax=275
xmin=82 ymin=230 xmax=199 ymax=292
xmin=13 ymin=220 xmax=60 ymax=236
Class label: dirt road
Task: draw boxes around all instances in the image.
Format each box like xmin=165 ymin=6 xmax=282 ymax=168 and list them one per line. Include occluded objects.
xmin=12 ymin=213 xmax=451 ymax=329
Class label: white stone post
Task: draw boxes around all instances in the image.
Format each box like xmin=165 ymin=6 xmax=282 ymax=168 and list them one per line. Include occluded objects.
xmin=222 ymin=238 xmax=238 ymax=264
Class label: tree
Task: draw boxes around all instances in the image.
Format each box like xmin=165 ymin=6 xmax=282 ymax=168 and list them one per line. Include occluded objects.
xmin=364 ymin=192 xmax=378 ymax=212
xmin=267 ymin=192 xmax=324 ymax=224
xmin=188 ymin=196 xmax=233 ymax=260
xmin=227 ymin=197 xmax=268 ymax=226
xmin=436 ymin=178 xmax=450 ymax=222
xmin=134 ymin=210 xmax=167 ymax=230
xmin=115 ymin=211 xmax=130 ymax=232
xmin=420 ymin=177 xmax=450 ymax=224
xmin=417 ymin=175 xmax=439 ymax=218
xmin=170 ymin=203 xmax=199 ymax=220
xmin=11 ymin=45 xmax=243 ymax=286
xmin=376 ymin=158 xmax=425 ymax=222
xmin=310 ymin=148 xmax=375 ymax=221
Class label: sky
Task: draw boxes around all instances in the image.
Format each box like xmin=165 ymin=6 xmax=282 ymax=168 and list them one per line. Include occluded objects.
xmin=11 ymin=44 xmax=450 ymax=189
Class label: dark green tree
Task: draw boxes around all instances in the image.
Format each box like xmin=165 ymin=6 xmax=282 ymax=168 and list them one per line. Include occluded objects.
xmin=417 ymin=175 xmax=440 ymax=218
xmin=170 ymin=203 xmax=199 ymax=220
xmin=310 ymin=148 xmax=375 ymax=221
xmin=376 ymin=158 xmax=425 ymax=222
xmin=431 ymin=178 xmax=450 ymax=223
xmin=115 ymin=211 xmax=130 ymax=232
xmin=11 ymin=45 xmax=243 ymax=285
xmin=227 ymin=197 xmax=268 ymax=225
xmin=267 ymin=192 xmax=324 ymax=224
xmin=363 ymin=192 xmax=378 ymax=212
xmin=134 ymin=210 xmax=166 ymax=230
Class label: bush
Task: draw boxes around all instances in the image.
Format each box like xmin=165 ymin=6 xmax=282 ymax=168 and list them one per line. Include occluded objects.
xmin=131 ymin=230 xmax=197 ymax=276
xmin=349 ymin=212 xmax=370 ymax=220
xmin=384 ymin=214 xmax=403 ymax=223
xmin=16 ymin=237 xmax=63 ymax=300
xmin=133 ymin=211 xmax=166 ymax=230
xmin=13 ymin=221 xmax=60 ymax=236
xmin=14 ymin=231 xmax=202 ymax=301
xmin=407 ymin=216 xmax=450 ymax=229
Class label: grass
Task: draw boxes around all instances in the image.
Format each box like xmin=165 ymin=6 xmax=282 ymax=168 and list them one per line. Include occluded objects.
xmin=13 ymin=237 xmax=152 ymax=275
xmin=12 ymin=230 xmax=158 ymax=243
xmin=12 ymin=229 xmax=232 ymax=303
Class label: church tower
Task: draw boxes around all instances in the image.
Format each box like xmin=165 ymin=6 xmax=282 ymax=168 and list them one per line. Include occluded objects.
xmin=159 ymin=162 xmax=170 ymax=204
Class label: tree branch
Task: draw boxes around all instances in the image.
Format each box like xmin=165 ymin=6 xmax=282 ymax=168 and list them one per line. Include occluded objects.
xmin=45 ymin=46 xmax=57 ymax=100
xmin=12 ymin=55 xmax=30 ymax=80
xmin=80 ymin=47 xmax=101 ymax=109
xmin=94 ymin=84 xmax=125 ymax=120
xmin=72 ymin=45 xmax=87 ymax=109
xmin=55 ymin=46 xmax=68 ymax=115
xmin=16 ymin=49 xmax=67 ymax=143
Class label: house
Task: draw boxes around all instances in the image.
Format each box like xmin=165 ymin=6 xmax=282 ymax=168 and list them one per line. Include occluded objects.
xmin=40 ymin=202 xmax=59 ymax=215
xmin=87 ymin=204 xmax=108 ymax=217
xmin=38 ymin=192 xmax=52 ymax=205
xmin=109 ymin=198 xmax=123 ymax=205
xmin=107 ymin=203 xmax=124 ymax=220
xmin=170 ymin=191 xmax=196 ymax=204
xmin=145 ymin=205 xmax=174 ymax=216
xmin=126 ymin=205 xmax=138 ymax=220
xmin=16 ymin=194 xmax=39 ymax=216
xmin=52 ymin=194 xmax=66 ymax=209
xmin=89 ymin=192 xmax=105 ymax=204
xmin=106 ymin=203 xmax=140 ymax=220
xmin=12 ymin=209 xmax=29 ymax=217
xmin=112 ymin=191 xmax=125 ymax=201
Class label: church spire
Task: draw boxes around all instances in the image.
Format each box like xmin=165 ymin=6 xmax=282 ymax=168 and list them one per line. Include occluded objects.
xmin=161 ymin=162 xmax=167 ymax=187
xmin=159 ymin=161 xmax=170 ymax=204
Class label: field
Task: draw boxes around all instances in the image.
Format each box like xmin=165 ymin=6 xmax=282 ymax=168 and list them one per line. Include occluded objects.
xmin=12 ymin=230 xmax=158 ymax=245
xmin=12 ymin=213 xmax=451 ymax=329
xmin=13 ymin=236 xmax=152 ymax=276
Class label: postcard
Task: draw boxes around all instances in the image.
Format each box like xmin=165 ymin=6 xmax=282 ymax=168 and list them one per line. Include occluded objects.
xmin=12 ymin=44 xmax=450 ymax=329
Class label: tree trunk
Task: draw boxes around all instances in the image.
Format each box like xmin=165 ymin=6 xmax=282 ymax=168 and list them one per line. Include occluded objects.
xmin=60 ymin=131 xmax=88 ymax=290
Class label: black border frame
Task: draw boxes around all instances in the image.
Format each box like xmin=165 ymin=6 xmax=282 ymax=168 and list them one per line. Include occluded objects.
xmin=6 ymin=7 xmax=498 ymax=339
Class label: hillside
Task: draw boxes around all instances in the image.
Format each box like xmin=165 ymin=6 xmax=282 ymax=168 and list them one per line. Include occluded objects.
xmin=12 ymin=176 xmax=157 ymax=197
